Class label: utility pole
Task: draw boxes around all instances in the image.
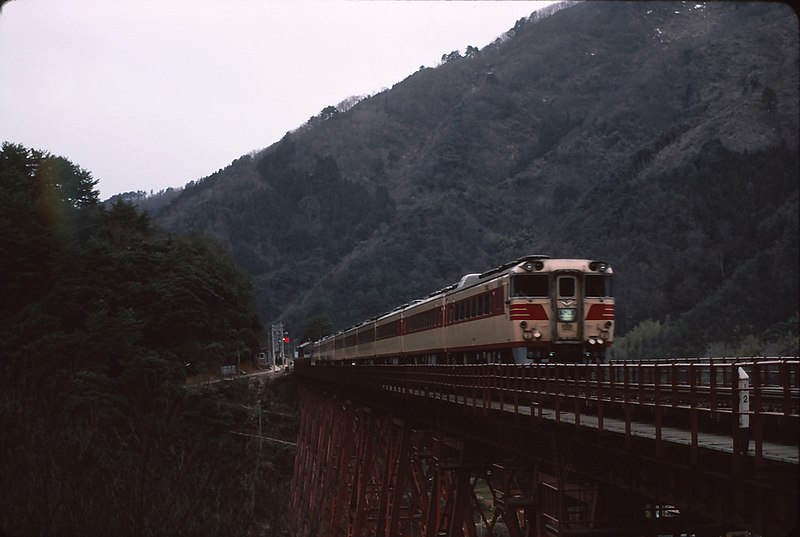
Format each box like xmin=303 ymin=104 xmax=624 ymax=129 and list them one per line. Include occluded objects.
xmin=271 ymin=322 xmax=285 ymax=368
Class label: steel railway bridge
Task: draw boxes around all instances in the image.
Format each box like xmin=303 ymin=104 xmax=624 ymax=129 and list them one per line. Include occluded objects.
xmin=290 ymin=358 xmax=799 ymax=537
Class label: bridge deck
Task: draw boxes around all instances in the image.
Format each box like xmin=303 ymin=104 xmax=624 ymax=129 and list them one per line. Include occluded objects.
xmin=389 ymin=385 xmax=799 ymax=464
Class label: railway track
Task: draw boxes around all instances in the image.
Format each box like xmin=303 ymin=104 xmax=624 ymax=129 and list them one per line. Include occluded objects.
xmin=300 ymin=357 xmax=800 ymax=460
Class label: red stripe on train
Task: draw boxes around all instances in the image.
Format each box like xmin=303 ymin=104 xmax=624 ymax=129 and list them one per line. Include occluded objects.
xmin=509 ymin=304 xmax=549 ymax=320
xmin=585 ymin=303 xmax=615 ymax=320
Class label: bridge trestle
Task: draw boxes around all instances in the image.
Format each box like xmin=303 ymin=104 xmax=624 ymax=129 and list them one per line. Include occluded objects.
xmin=292 ymin=385 xmax=706 ymax=537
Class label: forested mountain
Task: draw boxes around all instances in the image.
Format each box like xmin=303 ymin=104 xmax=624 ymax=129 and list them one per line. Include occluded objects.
xmin=149 ymin=1 xmax=799 ymax=357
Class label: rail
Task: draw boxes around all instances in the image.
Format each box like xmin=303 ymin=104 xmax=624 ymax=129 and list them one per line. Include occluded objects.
xmin=298 ymin=358 xmax=800 ymax=465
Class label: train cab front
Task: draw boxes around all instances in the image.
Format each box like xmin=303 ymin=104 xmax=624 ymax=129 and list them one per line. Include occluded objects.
xmin=508 ymin=258 xmax=614 ymax=363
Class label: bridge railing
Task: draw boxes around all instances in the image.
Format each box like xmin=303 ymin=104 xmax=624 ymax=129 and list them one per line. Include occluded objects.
xmin=302 ymin=359 xmax=799 ymax=465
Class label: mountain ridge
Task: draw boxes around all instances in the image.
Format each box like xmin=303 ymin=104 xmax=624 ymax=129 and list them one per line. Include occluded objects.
xmin=143 ymin=1 xmax=798 ymax=356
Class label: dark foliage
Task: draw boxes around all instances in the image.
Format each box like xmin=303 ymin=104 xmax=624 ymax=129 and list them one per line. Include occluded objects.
xmin=0 ymin=143 xmax=293 ymax=536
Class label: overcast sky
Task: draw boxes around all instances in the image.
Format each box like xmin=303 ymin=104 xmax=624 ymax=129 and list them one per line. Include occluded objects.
xmin=1 ymin=0 xmax=553 ymax=199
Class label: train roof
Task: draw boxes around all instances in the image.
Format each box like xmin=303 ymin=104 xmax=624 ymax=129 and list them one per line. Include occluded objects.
xmin=479 ymin=254 xmax=551 ymax=279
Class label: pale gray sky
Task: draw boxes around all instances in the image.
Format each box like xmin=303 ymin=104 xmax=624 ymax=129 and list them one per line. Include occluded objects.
xmin=0 ymin=0 xmax=553 ymax=198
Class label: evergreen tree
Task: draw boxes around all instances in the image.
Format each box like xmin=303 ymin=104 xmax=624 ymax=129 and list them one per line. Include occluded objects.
xmin=0 ymin=144 xmax=290 ymax=536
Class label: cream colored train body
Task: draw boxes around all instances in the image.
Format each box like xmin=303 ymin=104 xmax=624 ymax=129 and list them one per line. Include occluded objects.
xmin=311 ymin=256 xmax=614 ymax=364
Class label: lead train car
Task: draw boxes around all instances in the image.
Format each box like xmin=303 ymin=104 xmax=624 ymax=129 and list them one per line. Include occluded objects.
xmin=311 ymin=256 xmax=614 ymax=365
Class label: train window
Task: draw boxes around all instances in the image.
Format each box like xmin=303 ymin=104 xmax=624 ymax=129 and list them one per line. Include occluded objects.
xmin=585 ymin=275 xmax=613 ymax=297
xmin=376 ymin=321 xmax=399 ymax=339
xmin=512 ymin=275 xmax=549 ymax=297
xmin=558 ymin=277 xmax=576 ymax=298
xmin=408 ymin=309 xmax=437 ymax=332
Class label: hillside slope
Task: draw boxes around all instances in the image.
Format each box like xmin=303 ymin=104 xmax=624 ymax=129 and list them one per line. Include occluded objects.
xmin=152 ymin=1 xmax=799 ymax=356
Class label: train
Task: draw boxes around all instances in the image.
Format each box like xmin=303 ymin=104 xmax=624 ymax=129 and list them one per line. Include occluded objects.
xmin=307 ymin=255 xmax=614 ymax=365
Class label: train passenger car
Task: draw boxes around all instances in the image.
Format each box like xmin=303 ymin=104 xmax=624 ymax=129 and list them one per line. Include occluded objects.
xmin=401 ymin=293 xmax=448 ymax=364
xmin=357 ymin=320 xmax=376 ymax=359
xmin=310 ymin=256 xmax=614 ymax=365
xmin=373 ymin=307 xmax=403 ymax=364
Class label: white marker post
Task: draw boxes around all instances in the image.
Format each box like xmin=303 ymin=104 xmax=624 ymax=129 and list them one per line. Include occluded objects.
xmin=737 ymin=367 xmax=750 ymax=429
xmin=735 ymin=366 xmax=750 ymax=455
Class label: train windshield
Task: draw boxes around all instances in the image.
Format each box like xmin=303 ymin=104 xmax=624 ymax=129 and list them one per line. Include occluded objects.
xmin=585 ymin=275 xmax=613 ymax=297
xmin=511 ymin=275 xmax=549 ymax=297
xmin=558 ymin=277 xmax=575 ymax=298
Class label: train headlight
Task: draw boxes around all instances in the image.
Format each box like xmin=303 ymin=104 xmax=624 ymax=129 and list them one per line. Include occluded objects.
xmin=520 ymin=320 xmax=528 ymax=329
xmin=533 ymin=330 xmax=542 ymax=339
xmin=523 ymin=331 xmax=533 ymax=341
xmin=588 ymin=337 xmax=597 ymax=345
